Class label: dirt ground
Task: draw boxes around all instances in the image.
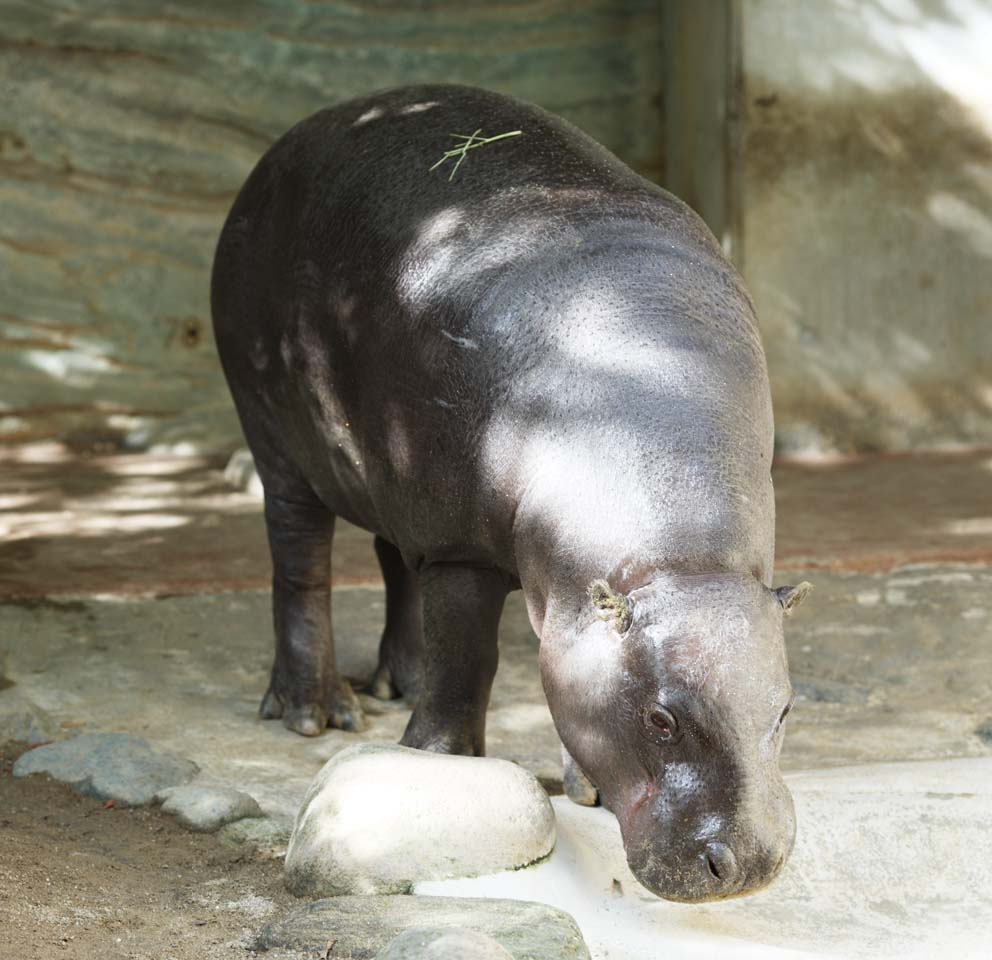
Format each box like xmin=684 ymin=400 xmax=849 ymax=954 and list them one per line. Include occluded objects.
xmin=0 ymin=742 xmax=301 ymax=960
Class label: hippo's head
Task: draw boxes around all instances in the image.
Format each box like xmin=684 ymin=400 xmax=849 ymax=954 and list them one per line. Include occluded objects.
xmin=540 ymin=571 xmax=810 ymax=902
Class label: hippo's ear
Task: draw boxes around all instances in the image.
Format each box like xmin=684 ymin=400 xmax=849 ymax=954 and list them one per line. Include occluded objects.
xmin=775 ymin=581 xmax=813 ymax=617
xmin=589 ymin=579 xmax=633 ymax=634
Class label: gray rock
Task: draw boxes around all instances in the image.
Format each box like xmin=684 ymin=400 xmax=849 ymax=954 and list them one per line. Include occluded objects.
xmin=375 ymin=927 xmax=514 ymax=959
xmin=254 ymin=895 xmax=591 ymax=959
xmin=156 ymin=784 xmax=262 ymax=832
xmin=285 ymin=743 xmax=555 ymax=898
xmin=975 ymin=719 xmax=992 ymax=745
xmin=218 ymin=814 xmax=295 ymax=858
xmin=0 ymin=690 xmax=57 ymax=743
xmin=12 ymin=732 xmax=198 ymax=805
xmin=223 ymin=448 xmax=263 ymax=498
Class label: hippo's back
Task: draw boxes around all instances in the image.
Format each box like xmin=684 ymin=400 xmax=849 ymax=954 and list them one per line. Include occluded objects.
xmin=211 ymin=84 xmax=769 ymax=575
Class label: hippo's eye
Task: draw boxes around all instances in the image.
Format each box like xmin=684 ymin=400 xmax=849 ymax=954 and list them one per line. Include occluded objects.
xmin=643 ymin=705 xmax=680 ymax=744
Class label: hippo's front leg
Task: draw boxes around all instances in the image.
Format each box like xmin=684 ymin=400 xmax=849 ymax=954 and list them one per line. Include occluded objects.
xmin=562 ymin=745 xmax=600 ymax=806
xmin=260 ymin=492 xmax=366 ymax=735
xmin=400 ymin=564 xmax=508 ymax=756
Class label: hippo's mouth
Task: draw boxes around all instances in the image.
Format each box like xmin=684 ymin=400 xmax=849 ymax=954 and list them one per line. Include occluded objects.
xmin=616 ymin=787 xmax=795 ymax=902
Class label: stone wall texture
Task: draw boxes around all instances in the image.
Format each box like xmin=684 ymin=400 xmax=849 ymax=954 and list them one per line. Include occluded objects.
xmin=4 ymin=1 xmax=989 ymax=455
xmin=741 ymin=0 xmax=992 ymax=453
xmin=0 ymin=0 xmax=664 ymax=451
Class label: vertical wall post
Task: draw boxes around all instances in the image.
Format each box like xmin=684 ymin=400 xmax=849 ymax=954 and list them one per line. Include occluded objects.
xmin=662 ymin=0 xmax=743 ymax=266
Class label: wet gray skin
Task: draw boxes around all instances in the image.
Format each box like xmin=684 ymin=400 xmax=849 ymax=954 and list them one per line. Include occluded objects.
xmin=211 ymin=83 xmax=811 ymax=904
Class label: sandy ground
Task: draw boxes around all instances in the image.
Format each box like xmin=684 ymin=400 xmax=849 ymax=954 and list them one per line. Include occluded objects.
xmin=0 ymin=741 xmax=304 ymax=960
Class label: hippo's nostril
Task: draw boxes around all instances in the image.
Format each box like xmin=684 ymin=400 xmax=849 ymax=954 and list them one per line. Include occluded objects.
xmin=704 ymin=841 xmax=739 ymax=884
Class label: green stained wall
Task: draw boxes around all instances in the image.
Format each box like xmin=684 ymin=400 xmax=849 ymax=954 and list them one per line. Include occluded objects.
xmin=0 ymin=0 xmax=665 ymax=451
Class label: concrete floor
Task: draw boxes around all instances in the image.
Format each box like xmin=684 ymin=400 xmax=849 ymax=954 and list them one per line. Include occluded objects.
xmin=2 ymin=444 xmax=991 ymax=957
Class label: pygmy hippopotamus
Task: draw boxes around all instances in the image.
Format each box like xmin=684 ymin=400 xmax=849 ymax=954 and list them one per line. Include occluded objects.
xmin=211 ymin=84 xmax=811 ymax=902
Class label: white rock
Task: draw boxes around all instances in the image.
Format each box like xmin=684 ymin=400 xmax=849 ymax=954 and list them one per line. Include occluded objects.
xmin=284 ymin=742 xmax=555 ymax=898
xmin=157 ymin=784 xmax=262 ymax=832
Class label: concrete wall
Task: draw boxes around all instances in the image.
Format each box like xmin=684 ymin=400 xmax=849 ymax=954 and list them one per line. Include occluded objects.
xmin=5 ymin=1 xmax=990 ymax=456
xmin=739 ymin=0 xmax=992 ymax=453
xmin=0 ymin=0 xmax=664 ymax=452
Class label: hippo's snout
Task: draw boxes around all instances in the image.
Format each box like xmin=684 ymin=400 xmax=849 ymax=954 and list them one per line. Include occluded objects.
xmin=620 ymin=776 xmax=797 ymax=903
xmin=627 ymin=832 xmax=791 ymax=902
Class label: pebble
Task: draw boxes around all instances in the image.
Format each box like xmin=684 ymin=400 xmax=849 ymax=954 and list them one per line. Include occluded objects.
xmin=974 ymin=719 xmax=992 ymax=745
xmin=218 ymin=813 xmax=294 ymax=859
xmin=156 ymin=784 xmax=262 ymax=832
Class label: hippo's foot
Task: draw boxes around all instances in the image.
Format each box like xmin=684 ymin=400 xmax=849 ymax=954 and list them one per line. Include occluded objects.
xmin=400 ymin=729 xmax=480 ymax=756
xmin=400 ymin=708 xmax=482 ymax=757
xmin=562 ymin=745 xmax=600 ymax=806
xmin=370 ymin=633 xmax=423 ymax=703
xmin=259 ymin=674 xmax=367 ymax=736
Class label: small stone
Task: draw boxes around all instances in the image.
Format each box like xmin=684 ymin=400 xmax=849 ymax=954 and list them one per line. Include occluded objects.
xmin=224 ymin=448 xmax=263 ymax=498
xmin=975 ymin=719 xmax=992 ymax=745
xmin=156 ymin=784 xmax=262 ymax=832
xmin=218 ymin=814 xmax=295 ymax=858
xmin=284 ymin=743 xmax=555 ymax=898
xmin=375 ymin=927 xmax=514 ymax=959
xmin=0 ymin=690 xmax=58 ymax=743
xmin=253 ymin=895 xmax=590 ymax=959
xmin=12 ymin=732 xmax=198 ymax=805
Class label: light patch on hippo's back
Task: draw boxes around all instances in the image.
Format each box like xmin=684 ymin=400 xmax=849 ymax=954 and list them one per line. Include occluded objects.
xmin=552 ymin=275 xmax=704 ymax=398
xmin=506 ymin=425 xmax=660 ymax=559
xmin=396 ymin=204 xmax=547 ymax=313
xmin=397 ymin=208 xmax=465 ymax=310
xmin=441 ymin=329 xmax=479 ymax=350
xmin=353 ymin=106 xmax=384 ymax=126
xmin=399 ymin=101 xmax=439 ymax=115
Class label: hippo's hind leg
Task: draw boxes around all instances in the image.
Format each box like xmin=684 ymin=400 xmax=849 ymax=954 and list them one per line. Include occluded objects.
xmin=400 ymin=564 xmax=508 ymax=756
xmin=259 ymin=490 xmax=366 ymax=736
xmin=370 ymin=536 xmax=424 ymax=702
